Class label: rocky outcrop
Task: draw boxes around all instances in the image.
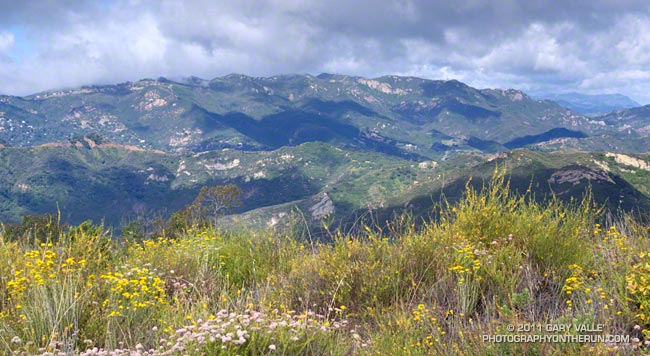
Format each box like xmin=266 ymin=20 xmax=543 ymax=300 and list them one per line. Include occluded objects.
xmin=309 ymin=193 xmax=335 ymax=220
xmin=606 ymin=153 xmax=650 ymax=171
xmin=549 ymin=168 xmax=614 ymax=186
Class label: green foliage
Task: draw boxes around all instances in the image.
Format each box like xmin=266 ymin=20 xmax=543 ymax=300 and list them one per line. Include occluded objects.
xmin=627 ymin=252 xmax=650 ymax=328
xmin=512 ymin=288 xmax=533 ymax=310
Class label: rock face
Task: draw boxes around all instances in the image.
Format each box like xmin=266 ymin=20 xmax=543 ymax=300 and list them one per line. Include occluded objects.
xmin=418 ymin=161 xmax=438 ymax=169
xmin=606 ymin=153 xmax=650 ymax=171
xmin=548 ymin=168 xmax=615 ymax=186
xmin=309 ymin=193 xmax=335 ymax=220
xmin=357 ymin=78 xmax=406 ymax=95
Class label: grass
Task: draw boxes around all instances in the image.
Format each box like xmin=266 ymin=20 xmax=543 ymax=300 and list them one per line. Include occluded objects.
xmin=1 ymin=169 xmax=650 ymax=355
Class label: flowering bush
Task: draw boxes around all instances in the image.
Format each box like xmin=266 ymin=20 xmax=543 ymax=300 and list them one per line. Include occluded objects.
xmin=627 ymin=252 xmax=650 ymax=326
xmin=3 ymin=173 xmax=650 ymax=355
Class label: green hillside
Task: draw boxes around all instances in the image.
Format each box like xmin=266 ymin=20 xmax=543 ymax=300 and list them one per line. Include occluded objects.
xmin=231 ymin=148 xmax=650 ymax=231
xmin=2 ymin=139 xmax=650 ymax=233
xmin=0 ymin=141 xmax=427 ymax=226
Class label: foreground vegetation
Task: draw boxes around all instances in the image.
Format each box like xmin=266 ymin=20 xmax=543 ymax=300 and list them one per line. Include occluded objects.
xmin=2 ymin=172 xmax=650 ymax=355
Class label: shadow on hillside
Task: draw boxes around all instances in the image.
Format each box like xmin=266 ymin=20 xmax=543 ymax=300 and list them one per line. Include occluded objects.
xmin=325 ymin=165 xmax=650 ymax=239
xmin=190 ymin=103 xmax=427 ymax=160
xmin=11 ymin=161 xmax=321 ymax=231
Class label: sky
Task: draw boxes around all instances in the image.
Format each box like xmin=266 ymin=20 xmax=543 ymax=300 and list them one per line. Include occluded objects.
xmin=0 ymin=1 xmax=649 ymax=103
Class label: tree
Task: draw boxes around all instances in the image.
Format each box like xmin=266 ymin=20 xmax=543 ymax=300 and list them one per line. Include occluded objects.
xmin=167 ymin=184 xmax=243 ymax=234
xmin=193 ymin=184 xmax=243 ymax=226
xmin=121 ymin=206 xmax=167 ymax=240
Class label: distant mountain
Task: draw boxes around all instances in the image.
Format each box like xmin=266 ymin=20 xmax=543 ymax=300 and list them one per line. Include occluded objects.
xmin=594 ymin=105 xmax=650 ymax=135
xmin=538 ymin=92 xmax=640 ymax=115
xmin=2 ymin=74 xmax=641 ymax=160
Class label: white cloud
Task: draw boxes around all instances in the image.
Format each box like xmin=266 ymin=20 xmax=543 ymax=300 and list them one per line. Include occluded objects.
xmin=0 ymin=31 xmax=14 ymax=53
xmin=0 ymin=1 xmax=648 ymax=103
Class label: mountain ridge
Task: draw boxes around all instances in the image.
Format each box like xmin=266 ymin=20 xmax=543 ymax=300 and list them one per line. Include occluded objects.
xmin=2 ymin=73 xmax=641 ymax=159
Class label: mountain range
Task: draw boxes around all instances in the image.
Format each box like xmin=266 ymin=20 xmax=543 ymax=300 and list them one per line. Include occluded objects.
xmin=536 ymin=92 xmax=641 ymax=115
xmin=1 ymin=74 xmax=650 ymax=230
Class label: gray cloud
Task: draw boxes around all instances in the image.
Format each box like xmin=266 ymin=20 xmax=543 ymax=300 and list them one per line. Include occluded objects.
xmin=0 ymin=0 xmax=649 ymax=103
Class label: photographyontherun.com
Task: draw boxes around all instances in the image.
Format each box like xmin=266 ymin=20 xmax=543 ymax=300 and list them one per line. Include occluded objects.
xmin=482 ymin=334 xmax=630 ymax=344
xmin=482 ymin=323 xmax=631 ymax=344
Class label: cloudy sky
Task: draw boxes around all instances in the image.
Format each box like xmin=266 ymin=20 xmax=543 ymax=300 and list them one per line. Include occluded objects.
xmin=0 ymin=0 xmax=649 ymax=103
